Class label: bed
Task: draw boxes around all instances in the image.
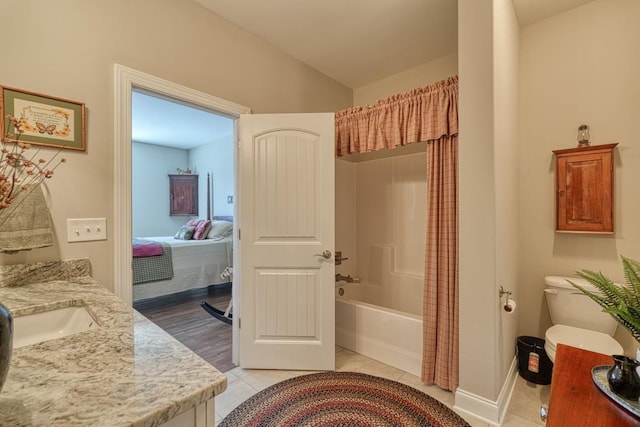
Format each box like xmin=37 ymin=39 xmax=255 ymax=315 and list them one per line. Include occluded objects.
xmin=132 ymin=172 xmax=233 ymax=302
xmin=132 ymin=234 xmax=232 ymax=301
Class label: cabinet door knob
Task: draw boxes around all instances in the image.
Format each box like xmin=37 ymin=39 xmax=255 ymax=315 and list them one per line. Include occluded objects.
xmin=540 ymin=404 xmax=548 ymax=422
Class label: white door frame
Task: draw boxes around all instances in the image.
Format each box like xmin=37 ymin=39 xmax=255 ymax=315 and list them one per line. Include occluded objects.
xmin=113 ymin=64 xmax=250 ymax=359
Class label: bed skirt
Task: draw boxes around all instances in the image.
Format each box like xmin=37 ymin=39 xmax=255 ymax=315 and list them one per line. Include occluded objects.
xmin=133 ymin=237 xmax=232 ymax=301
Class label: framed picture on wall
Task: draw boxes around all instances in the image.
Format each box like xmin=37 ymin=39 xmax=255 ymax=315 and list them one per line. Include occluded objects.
xmin=0 ymin=85 xmax=86 ymax=151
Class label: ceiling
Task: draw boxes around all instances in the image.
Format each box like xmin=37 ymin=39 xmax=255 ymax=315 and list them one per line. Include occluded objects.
xmin=194 ymin=0 xmax=595 ymax=89
xmin=511 ymin=0 xmax=595 ymax=26
xmin=132 ymin=90 xmax=233 ymax=150
xmin=195 ymin=0 xmax=458 ymax=89
xmin=133 ymin=0 xmax=595 ymax=149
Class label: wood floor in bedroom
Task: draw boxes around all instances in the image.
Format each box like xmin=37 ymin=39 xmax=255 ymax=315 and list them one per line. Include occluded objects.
xmin=134 ymin=283 xmax=235 ymax=373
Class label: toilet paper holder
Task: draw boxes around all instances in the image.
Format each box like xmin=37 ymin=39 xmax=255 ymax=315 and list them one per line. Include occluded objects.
xmin=498 ymin=285 xmax=511 ymax=299
xmin=499 ymin=286 xmax=515 ymax=312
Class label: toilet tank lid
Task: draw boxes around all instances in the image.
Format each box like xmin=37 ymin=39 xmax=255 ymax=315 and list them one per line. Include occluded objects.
xmin=544 ymin=275 xmax=596 ymax=291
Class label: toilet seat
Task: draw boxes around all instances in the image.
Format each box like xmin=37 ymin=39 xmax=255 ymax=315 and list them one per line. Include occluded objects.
xmin=544 ymin=324 xmax=623 ymax=363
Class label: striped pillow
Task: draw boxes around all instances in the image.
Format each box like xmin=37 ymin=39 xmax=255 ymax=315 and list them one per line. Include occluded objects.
xmin=193 ymin=219 xmax=212 ymax=240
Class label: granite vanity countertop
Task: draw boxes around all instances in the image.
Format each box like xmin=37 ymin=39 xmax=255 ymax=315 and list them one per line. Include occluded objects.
xmin=0 ymin=260 xmax=227 ymax=426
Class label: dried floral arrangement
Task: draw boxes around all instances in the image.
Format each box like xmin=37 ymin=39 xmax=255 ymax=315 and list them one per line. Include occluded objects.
xmin=0 ymin=115 xmax=66 ymax=220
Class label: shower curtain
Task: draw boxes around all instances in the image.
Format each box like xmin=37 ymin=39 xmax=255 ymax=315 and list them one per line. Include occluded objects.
xmin=335 ymin=75 xmax=459 ymax=391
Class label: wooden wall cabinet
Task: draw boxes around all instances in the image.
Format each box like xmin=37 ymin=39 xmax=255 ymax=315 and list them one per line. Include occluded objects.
xmin=553 ymin=143 xmax=617 ymax=234
xmin=169 ymin=174 xmax=198 ymax=216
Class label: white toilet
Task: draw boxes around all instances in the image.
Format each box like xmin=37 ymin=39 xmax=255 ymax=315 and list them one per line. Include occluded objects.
xmin=544 ymin=275 xmax=623 ymax=363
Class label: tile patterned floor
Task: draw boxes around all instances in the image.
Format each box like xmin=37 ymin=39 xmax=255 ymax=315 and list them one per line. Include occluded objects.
xmin=214 ymin=346 xmax=549 ymax=426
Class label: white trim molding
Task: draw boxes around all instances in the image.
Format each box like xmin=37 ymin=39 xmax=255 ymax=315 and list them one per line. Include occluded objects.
xmin=113 ymin=64 xmax=250 ymax=306
xmin=453 ymin=356 xmax=518 ymax=426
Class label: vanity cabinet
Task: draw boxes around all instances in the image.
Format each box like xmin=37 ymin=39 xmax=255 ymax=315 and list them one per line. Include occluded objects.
xmin=169 ymin=174 xmax=198 ymax=216
xmin=160 ymin=399 xmax=215 ymax=427
xmin=0 ymin=260 xmax=227 ymax=426
xmin=552 ymin=143 xmax=617 ymax=233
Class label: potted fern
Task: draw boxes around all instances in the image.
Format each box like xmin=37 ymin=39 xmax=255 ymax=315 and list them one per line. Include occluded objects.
xmin=570 ymin=256 xmax=640 ymax=399
xmin=569 ymin=256 xmax=640 ymax=346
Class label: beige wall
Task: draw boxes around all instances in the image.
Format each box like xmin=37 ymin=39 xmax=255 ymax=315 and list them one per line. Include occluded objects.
xmin=458 ymin=0 xmax=500 ymax=402
xmin=493 ymin=0 xmax=520 ymax=395
xmin=458 ymin=0 xmax=519 ymax=417
xmin=518 ymin=0 xmax=640 ymax=355
xmin=353 ymin=52 xmax=458 ymax=106
xmin=0 ymin=0 xmax=352 ymax=290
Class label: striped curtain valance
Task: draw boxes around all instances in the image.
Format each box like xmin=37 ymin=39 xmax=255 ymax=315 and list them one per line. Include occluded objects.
xmin=335 ymin=75 xmax=458 ymax=156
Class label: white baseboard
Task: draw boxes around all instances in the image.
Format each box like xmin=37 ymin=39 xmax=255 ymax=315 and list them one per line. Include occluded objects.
xmin=453 ymin=356 xmax=518 ymax=426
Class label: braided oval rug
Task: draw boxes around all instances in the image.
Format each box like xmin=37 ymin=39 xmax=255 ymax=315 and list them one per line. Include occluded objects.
xmin=219 ymin=371 xmax=471 ymax=427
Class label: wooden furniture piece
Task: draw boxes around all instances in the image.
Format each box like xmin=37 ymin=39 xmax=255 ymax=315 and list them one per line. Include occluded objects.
xmin=169 ymin=174 xmax=198 ymax=216
xmin=553 ymin=143 xmax=617 ymax=233
xmin=546 ymin=344 xmax=638 ymax=426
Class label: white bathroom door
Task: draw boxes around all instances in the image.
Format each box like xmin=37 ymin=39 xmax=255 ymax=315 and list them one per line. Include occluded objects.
xmin=237 ymin=113 xmax=335 ymax=370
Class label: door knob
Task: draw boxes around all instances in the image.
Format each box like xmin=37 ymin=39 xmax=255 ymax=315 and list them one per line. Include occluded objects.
xmin=314 ymin=250 xmax=332 ymax=259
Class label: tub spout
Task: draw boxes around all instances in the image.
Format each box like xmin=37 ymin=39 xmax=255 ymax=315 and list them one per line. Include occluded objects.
xmin=335 ymin=273 xmax=354 ymax=283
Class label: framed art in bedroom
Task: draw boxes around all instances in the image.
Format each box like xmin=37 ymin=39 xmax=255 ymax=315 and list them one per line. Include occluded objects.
xmin=0 ymin=85 xmax=86 ymax=151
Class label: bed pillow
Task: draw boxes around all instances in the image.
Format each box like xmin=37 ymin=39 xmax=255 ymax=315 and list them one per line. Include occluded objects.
xmin=207 ymin=220 xmax=233 ymax=240
xmin=174 ymin=225 xmax=196 ymax=240
xmin=193 ymin=219 xmax=212 ymax=240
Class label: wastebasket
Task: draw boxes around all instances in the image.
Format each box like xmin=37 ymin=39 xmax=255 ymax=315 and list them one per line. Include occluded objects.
xmin=517 ymin=336 xmax=553 ymax=385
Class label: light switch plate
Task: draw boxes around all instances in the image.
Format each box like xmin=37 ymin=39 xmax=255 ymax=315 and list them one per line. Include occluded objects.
xmin=67 ymin=218 xmax=107 ymax=242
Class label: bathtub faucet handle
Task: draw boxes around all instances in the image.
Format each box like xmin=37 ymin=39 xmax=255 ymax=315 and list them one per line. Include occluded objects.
xmin=335 ymin=251 xmax=349 ymax=265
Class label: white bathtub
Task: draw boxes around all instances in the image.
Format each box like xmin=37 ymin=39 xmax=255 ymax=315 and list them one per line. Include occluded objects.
xmin=335 ymin=273 xmax=424 ymax=377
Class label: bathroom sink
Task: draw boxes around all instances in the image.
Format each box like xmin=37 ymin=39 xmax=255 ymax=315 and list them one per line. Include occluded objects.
xmin=13 ymin=305 xmax=99 ymax=349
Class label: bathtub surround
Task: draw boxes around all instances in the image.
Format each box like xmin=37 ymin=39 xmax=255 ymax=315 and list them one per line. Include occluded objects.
xmin=342 ymin=245 xmax=423 ymax=316
xmin=0 ymin=259 xmax=226 ymax=425
xmin=336 ymin=245 xmax=424 ymax=376
xmin=336 ymin=76 xmax=460 ymax=391
xmin=336 ymin=283 xmax=423 ymax=377
xmin=355 ymin=153 xmax=428 ymax=279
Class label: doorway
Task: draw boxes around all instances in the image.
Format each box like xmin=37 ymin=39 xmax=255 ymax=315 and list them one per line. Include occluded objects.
xmin=114 ymin=65 xmax=336 ymax=372
xmin=129 ymin=88 xmax=236 ymax=371
xmin=113 ymin=64 xmax=251 ymax=367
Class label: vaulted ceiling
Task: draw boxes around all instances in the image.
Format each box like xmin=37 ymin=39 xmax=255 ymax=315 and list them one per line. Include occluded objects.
xmin=194 ymin=0 xmax=594 ymax=88
xmin=134 ymin=0 xmax=595 ymax=149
